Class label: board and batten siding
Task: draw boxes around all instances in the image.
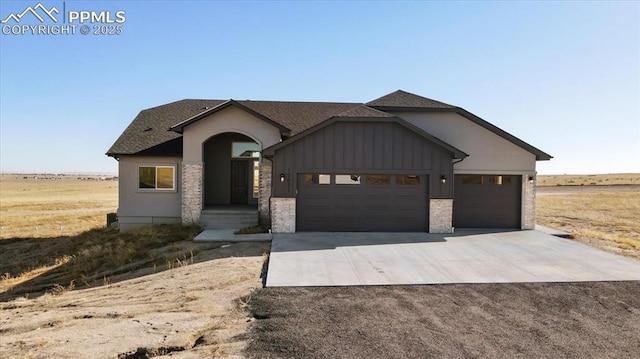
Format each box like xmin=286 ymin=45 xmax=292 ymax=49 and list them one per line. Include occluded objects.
xmin=272 ymin=121 xmax=454 ymax=198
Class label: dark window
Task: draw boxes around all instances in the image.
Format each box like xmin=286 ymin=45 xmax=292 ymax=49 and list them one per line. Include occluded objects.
xmin=396 ymin=175 xmax=420 ymax=185
xmin=486 ymin=175 xmax=512 ymax=185
xmin=365 ymin=175 xmax=391 ymax=185
xmin=139 ymin=167 xmax=155 ymax=189
xmin=461 ymin=175 xmax=483 ymax=185
xmin=304 ymin=174 xmax=331 ymax=185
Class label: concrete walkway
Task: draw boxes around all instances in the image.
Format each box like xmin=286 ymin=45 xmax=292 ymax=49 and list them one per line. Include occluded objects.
xmin=266 ymin=230 xmax=640 ymax=287
xmin=194 ymin=229 xmax=272 ymax=242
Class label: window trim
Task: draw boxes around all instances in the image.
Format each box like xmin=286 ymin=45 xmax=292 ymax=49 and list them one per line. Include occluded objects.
xmin=137 ymin=165 xmax=177 ymax=191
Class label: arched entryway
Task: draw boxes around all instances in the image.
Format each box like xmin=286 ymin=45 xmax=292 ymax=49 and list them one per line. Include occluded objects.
xmin=203 ymin=132 xmax=260 ymax=207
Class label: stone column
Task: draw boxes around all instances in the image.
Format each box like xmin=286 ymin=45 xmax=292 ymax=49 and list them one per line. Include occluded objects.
xmin=258 ymin=160 xmax=272 ymax=225
xmin=522 ymin=173 xmax=536 ymax=230
xmin=270 ymin=198 xmax=295 ymax=233
xmin=181 ymin=163 xmax=203 ymax=224
xmin=429 ymin=199 xmax=453 ymax=233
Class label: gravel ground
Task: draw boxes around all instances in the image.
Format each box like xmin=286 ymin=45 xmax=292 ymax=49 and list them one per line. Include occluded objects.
xmin=245 ymin=281 xmax=640 ymax=359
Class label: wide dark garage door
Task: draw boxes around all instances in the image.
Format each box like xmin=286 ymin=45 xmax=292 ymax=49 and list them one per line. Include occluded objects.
xmin=454 ymin=174 xmax=521 ymax=228
xmin=297 ymin=174 xmax=428 ymax=232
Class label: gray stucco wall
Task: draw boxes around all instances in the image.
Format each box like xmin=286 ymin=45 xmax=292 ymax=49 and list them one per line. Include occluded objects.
xmin=272 ymin=121 xmax=454 ymax=199
xmin=394 ymin=112 xmax=536 ymax=172
xmin=117 ymin=155 xmax=182 ymax=230
xmin=182 ymin=106 xmax=281 ymax=164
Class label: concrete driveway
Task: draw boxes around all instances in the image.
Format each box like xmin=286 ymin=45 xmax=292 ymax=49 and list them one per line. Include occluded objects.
xmin=266 ymin=230 xmax=640 ymax=287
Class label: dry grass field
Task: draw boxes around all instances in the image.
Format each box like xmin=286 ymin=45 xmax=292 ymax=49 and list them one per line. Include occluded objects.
xmin=536 ymin=174 xmax=640 ymax=258
xmin=537 ymin=173 xmax=640 ymax=186
xmin=0 ymin=175 xmax=118 ymax=239
xmin=0 ymin=176 xmax=269 ymax=357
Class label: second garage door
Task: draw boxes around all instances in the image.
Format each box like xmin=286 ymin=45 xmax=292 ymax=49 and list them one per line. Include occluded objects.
xmin=454 ymin=174 xmax=521 ymax=228
xmin=297 ymin=174 xmax=428 ymax=232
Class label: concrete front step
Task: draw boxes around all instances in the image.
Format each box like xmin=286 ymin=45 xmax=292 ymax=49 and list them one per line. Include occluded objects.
xmin=199 ymin=209 xmax=258 ymax=229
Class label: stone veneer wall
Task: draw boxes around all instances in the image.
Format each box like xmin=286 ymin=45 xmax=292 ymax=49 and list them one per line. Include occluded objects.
xmin=258 ymin=160 xmax=272 ymax=226
xmin=182 ymin=163 xmax=203 ymax=224
xmin=270 ymin=197 xmax=295 ymax=233
xmin=429 ymin=199 xmax=453 ymax=233
xmin=522 ymin=174 xmax=536 ymax=230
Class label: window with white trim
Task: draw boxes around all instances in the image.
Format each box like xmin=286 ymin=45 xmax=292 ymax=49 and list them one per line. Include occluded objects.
xmin=138 ymin=165 xmax=176 ymax=190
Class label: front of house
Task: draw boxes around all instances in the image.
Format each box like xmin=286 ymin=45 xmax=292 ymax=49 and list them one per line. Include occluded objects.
xmin=107 ymin=90 xmax=551 ymax=233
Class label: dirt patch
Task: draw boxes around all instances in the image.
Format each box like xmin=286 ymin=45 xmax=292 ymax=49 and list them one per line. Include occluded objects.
xmin=117 ymin=345 xmax=186 ymax=358
xmin=0 ymin=242 xmax=270 ymax=358
xmin=245 ymin=282 xmax=640 ymax=358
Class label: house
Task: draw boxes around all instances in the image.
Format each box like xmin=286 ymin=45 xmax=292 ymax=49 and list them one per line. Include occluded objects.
xmin=107 ymin=90 xmax=551 ymax=233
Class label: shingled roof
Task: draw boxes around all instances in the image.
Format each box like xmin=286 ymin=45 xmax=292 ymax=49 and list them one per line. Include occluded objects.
xmin=107 ymin=90 xmax=551 ymax=161
xmin=107 ymin=99 xmax=359 ymax=156
xmin=237 ymin=101 xmax=359 ymax=135
xmin=107 ymin=99 xmax=225 ymax=156
xmin=366 ymin=90 xmax=456 ymax=109
xmin=334 ymin=104 xmax=396 ymax=118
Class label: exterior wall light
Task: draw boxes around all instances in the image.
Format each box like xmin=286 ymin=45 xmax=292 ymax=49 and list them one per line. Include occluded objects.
xmin=528 ymin=175 xmax=535 ymax=184
xmin=440 ymin=175 xmax=446 ymax=184
xmin=280 ymin=173 xmax=285 ymax=183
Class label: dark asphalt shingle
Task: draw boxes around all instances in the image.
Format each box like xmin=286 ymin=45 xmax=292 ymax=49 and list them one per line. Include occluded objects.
xmin=366 ymin=89 xmax=456 ymax=109
xmin=107 ymin=99 xmax=225 ymax=156
xmin=334 ymin=105 xmax=396 ymax=118
xmin=106 ymin=90 xmax=550 ymax=161
xmin=108 ymin=99 xmax=359 ymax=156
xmin=236 ymin=101 xmax=360 ymax=135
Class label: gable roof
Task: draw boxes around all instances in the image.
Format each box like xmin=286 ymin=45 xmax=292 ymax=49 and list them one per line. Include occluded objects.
xmin=366 ymin=90 xmax=456 ymax=109
xmin=263 ymin=108 xmax=468 ymax=159
xmin=107 ymin=99 xmax=225 ymax=156
xmin=107 ymin=90 xmax=551 ymax=161
xmin=107 ymin=99 xmax=358 ymax=156
xmin=367 ymin=90 xmax=552 ymax=161
xmin=169 ymin=100 xmax=291 ymax=134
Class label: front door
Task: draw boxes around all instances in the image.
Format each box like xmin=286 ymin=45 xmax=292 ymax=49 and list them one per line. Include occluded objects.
xmin=231 ymin=160 xmax=249 ymax=204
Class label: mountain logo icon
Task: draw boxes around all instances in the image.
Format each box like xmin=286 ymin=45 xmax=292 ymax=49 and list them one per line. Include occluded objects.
xmin=1 ymin=2 xmax=60 ymax=24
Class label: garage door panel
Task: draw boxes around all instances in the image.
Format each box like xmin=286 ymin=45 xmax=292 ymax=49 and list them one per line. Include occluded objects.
xmin=297 ymin=174 xmax=428 ymax=232
xmin=454 ymin=175 xmax=521 ymax=228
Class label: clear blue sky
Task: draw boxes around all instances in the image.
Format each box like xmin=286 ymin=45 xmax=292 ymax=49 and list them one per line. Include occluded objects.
xmin=1 ymin=0 xmax=638 ymax=174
